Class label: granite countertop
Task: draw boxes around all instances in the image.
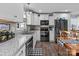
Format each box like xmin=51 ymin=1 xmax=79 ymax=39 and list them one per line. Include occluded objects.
xmin=57 ymin=39 xmax=79 ymax=48
xmin=58 ymin=39 xmax=79 ymax=50
xmin=0 ymin=34 xmax=33 ymax=56
xmin=60 ymin=39 xmax=79 ymax=44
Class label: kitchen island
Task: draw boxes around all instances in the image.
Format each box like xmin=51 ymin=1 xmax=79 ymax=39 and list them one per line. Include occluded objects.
xmin=0 ymin=34 xmax=33 ymax=56
xmin=57 ymin=37 xmax=79 ymax=56
xmin=64 ymin=43 xmax=79 ymax=56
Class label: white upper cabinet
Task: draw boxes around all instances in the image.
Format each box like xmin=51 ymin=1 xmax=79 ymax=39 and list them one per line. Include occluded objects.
xmin=31 ymin=12 xmax=34 ymax=25
xmin=26 ymin=12 xmax=33 ymax=25
xmin=26 ymin=12 xmax=40 ymax=25
xmin=33 ymin=13 xmax=40 ymax=25
xmin=49 ymin=16 xmax=54 ymax=25
xmin=39 ymin=14 xmax=49 ymax=20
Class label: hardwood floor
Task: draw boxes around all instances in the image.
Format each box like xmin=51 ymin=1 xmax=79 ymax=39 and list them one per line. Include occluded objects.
xmin=35 ymin=41 xmax=59 ymax=56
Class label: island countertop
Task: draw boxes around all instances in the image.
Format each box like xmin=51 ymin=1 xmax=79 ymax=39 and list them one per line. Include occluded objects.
xmin=0 ymin=34 xmax=33 ymax=56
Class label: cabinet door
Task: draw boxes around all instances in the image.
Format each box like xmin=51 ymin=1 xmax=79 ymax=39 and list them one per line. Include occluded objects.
xmin=36 ymin=30 xmax=40 ymax=41
xmin=44 ymin=14 xmax=49 ymax=20
xmin=31 ymin=12 xmax=34 ymax=25
xmin=39 ymin=14 xmax=49 ymax=20
xmin=49 ymin=16 xmax=54 ymax=25
xmin=33 ymin=13 xmax=39 ymax=25
xmin=33 ymin=31 xmax=37 ymax=48
xmin=50 ymin=29 xmax=54 ymax=42
xmin=26 ymin=12 xmax=32 ymax=25
xmin=16 ymin=45 xmax=25 ymax=56
xmin=39 ymin=14 xmax=44 ymax=20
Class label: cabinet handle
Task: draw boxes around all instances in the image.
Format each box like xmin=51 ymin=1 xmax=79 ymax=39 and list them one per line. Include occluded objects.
xmin=21 ymin=50 xmax=23 ymax=53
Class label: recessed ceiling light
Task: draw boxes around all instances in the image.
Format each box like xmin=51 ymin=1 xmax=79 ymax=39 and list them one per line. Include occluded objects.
xmin=64 ymin=10 xmax=69 ymax=12
xmin=39 ymin=10 xmax=42 ymax=13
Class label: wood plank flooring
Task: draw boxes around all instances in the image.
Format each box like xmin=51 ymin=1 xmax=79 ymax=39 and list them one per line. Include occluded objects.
xmin=35 ymin=41 xmax=59 ymax=56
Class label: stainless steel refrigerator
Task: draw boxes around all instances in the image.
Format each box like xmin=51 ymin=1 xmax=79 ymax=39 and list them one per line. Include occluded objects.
xmin=54 ymin=18 xmax=68 ymax=43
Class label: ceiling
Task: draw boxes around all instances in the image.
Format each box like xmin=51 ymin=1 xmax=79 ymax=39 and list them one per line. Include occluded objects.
xmin=24 ymin=3 xmax=79 ymax=16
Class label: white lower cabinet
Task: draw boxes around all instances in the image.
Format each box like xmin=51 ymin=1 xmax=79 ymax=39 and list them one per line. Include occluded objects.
xmin=36 ymin=30 xmax=40 ymax=41
xmin=16 ymin=44 xmax=25 ymax=56
xmin=33 ymin=31 xmax=37 ymax=48
xmin=33 ymin=30 xmax=40 ymax=48
xmin=50 ymin=30 xmax=54 ymax=42
xmin=49 ymin=16 xmax=54 ymax=25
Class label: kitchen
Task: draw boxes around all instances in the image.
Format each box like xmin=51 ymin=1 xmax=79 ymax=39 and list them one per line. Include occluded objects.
xmin=0 ymin=3 xmax=79 ymax=56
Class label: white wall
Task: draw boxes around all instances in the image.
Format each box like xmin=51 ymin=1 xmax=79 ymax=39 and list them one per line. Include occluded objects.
xmin=0 ymin=3 xmax=24 ymax=22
